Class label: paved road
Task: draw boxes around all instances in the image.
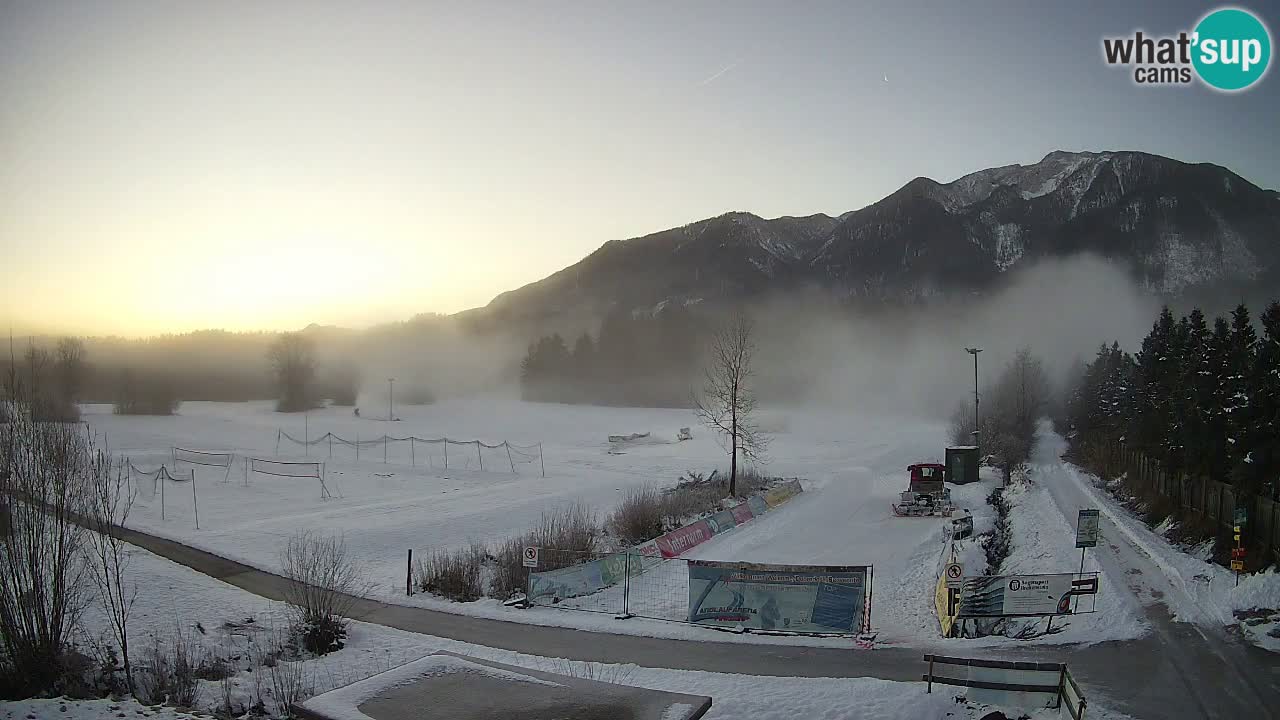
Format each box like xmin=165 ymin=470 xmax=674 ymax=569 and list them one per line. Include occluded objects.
xmin=113 ymin=502 xmax=1280 ymax=719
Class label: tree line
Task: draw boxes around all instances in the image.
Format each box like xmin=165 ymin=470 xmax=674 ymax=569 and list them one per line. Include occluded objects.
xmin=520 ymin=306 xmax=705 ymax=407
xmin=1064 ymin=301 xmax=1280 ymax=500
xmin=949 ymin=347 xmax=1051 ymax=483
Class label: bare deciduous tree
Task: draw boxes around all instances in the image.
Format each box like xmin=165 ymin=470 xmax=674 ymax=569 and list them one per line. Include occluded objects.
xmin=268 ymin=333 xmax=317 ymax=413
xmin=695 ymin=312 xmax=769 ymax=496
xmin=967 ymin=347 xmax=1050 ymax=483
xmin=84 ymin=441 xmax=138 ymax=691
xmin=279 ymin=531 xmax=367 ymax=655
xmin=0 ymin=370 xmax=92 ymax=695
xmin=55 ymin=338 xmax=87 ymax=405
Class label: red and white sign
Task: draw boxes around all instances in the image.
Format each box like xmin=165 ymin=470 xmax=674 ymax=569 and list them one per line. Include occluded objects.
xmin=522 ymin=546 xmax=538 ymax=568
xmin=655 ymin=520 xmax=713 ymax=558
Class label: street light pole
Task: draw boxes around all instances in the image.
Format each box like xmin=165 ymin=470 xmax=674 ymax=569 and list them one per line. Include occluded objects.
xmin=964 ymin=347 xmax=982 ymax=448
xmin=388 ymin=378 xmax=395 ymax=421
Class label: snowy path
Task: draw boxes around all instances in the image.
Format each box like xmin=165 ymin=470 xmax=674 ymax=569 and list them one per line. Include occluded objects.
xmin=1032 ymin=430 xmax=1280 ymax=719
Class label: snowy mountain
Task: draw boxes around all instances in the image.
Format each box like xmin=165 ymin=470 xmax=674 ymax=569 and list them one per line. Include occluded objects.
xmin=476 ymin=151 xmax=1280 ymax=326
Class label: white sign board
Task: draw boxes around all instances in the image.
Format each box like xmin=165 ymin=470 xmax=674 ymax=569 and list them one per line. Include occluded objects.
xmin=958 ymin=574 xmax=1076 ymax=617
xmin=1076 ymin=509 xmax=1100 ymax=548
xmin=522 ymin=546 xmax=539 ymax=568
xmin=944 ymin=562 xmax=964 ymax=588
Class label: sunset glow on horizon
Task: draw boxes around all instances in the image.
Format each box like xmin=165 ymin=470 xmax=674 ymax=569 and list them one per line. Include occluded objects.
xmin=4 ymin=1 xmax=1277 ymax=337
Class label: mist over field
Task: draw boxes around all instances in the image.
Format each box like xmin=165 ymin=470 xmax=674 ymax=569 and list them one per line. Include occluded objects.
xmin=750 ymin=254 xmax=1159 ymax=416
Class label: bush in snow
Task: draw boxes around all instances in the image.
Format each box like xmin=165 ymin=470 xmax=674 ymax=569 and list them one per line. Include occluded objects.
xmin=416 ymin=543 xmax=485 ymax=602
xmin=491 ymin=503 xmax=598 ymax=598
xmin=609 ymin=485 xmax=669 ymax=546
xmin=134 ymin=630 xmax=205 ymax=708
xmin=279 ymin=531 xmax=367 ymax=655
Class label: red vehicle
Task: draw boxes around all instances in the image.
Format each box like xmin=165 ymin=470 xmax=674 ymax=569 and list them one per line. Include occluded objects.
xmin=892 ymin=463 xmax=954 ymax=517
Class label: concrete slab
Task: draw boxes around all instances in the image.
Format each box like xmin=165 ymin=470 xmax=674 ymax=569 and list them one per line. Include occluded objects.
xmin=298 ymin=651 xmax=711 ymax=720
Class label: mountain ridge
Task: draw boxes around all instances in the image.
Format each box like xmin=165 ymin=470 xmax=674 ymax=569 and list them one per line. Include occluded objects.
xmin=471 ymin=150 xmax=1280 ymax=328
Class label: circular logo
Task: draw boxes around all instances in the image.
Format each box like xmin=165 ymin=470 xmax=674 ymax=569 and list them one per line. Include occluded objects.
xmin=1009 ymin=579 xmax=1021 ymax=591
xmin=947 ymin=564 xmax=962 ymax=579
xmin=1192 ymin=8 xmax=1272 ymax=91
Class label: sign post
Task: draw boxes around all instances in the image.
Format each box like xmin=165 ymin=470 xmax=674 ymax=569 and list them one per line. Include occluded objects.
xmin=522 ymin=546 xmax=538 ymax=607
xmin=1075 ymin=509 xmax=1099 ymax=612
xmin=944 ymin=562 xmax=964 ymax=588
xmin=1232 ymin=507 xmax=1247 ymax=586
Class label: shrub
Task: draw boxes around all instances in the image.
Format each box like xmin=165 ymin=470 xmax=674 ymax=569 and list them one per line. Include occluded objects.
xmin=529 ymin=501 xmax=597 ymax=556
xmin=279 ymin=531 xmax=366 ymax=655
xmin=490 ymin=536 xmax=529 ymax=600
xmin=267 ymin=630 xmax=312 ymax=720
xmin=0 ymin=404 xmax=93 ymax=697
xmin=135 ymin=630 xmax=205 ymax=708
xmin=491 ymin=503 xmax=599 ymax=598
xmin=658 ymin=468 xmax=771 ymax=527
xmin=609 ymin=485 xmax=667 ymax=546
xmin=416 ymin=543 xmax=485 ymax=602
xmin=114 ymin=369 xmax=181 ymax=415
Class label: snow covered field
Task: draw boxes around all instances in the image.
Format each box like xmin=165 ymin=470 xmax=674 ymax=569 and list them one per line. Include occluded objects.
xmin=8 ymin=541 xmax=1136 ymax=720
xmin=79 ymin=398 xmax=1148 ymax=648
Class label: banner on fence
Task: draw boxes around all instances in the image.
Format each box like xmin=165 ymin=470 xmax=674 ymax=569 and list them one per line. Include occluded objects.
xmin=528 ymin=549 xmax=664 ymax=605
xmin=687 ymin=560 xmax=869 ymax=633
xmin=956 ymin=573 xmax=1097 ymax=618
xmin=706 ymin=509 xmax=737 ymax=534
xmin=656 ymin=519 xmax=714 ymax=558
xmin=764 ymin=479 xmax=803 ymax=508
xmin=730 ymin=501 xmax=754 ymax=525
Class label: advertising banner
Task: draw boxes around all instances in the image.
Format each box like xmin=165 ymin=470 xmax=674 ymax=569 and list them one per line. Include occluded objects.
xmin=529 ymin=557 xmax=609 ymax=604
xmin=655 ymin=519 xmax=714 ymax=557
xmin=529 ymin=551 xmax=649 ymax=604
xmin=764 ymin=479 xmax=803 ymax=508
xmin=957 ymin=573 xmax=1097 ymax=618
xmin=747 ymin=494 xmax=768 ymax=517
xmin=706 ymin=509 xmax=737 ymax=534
xmin=729 ymin=501 xmax=754 ymax=525
xmin=687 ymin=560 xmax=869 ymax=633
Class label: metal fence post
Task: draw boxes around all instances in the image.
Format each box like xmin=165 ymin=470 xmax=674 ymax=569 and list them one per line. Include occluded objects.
xmin=406 ymin=548 xmax=413 ymax=596
xmin=622 ymin=551 xmax=631 ymax=618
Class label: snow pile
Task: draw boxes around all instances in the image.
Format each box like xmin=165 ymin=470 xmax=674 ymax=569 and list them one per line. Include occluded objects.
xmin=300 ymin=654 xmax=563 ymax=720
xmin=992 ymin=476 xmax=1146 ymax=644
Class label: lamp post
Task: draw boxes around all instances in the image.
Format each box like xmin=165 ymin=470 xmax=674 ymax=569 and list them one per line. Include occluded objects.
xmin=387 ymin=378 xmax=395 ymax=421
xmin=964 ymin=347 xmax=982 ymax=448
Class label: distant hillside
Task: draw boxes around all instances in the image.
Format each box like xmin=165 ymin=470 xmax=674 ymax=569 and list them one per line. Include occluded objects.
xmin=473 ymin=151 xmax=1280 ymax=327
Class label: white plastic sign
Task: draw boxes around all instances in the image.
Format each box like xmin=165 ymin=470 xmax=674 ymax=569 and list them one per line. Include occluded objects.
xmin=522 ymin=546 xmax=538 ymax=568
xmin=945 ymin=562 xmax=964 ymax=588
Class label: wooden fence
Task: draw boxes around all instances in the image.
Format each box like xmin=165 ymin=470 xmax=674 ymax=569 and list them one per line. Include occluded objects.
xmin=1096 ymin=438 xmax=1280 ymax=565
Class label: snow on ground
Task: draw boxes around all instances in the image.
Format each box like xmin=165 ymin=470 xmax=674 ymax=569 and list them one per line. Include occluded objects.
xmin=2 ymin=698 xmax=207 ymax=720
xmin=1039 ymin=430 xmax=1280 ymax=652
xmin=10 ymin=544 xmax=1136 ymax=720
xmin=78 ymin=399 xmax=1149 ymax=649
xmin=85 ymin=398 xmax=971 ymax=642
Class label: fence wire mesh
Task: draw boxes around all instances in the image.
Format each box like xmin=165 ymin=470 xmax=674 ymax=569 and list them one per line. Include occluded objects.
xmin=276 ymin=430 xmax=543 ymax=475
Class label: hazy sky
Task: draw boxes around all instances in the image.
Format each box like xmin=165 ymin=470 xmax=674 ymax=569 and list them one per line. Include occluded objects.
xmin=3 ymin=1 xmax=1278 ymax=336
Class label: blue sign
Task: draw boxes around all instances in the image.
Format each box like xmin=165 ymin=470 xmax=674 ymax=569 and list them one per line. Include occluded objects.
xmin=687 ymin=560 xmax=869 ymax=634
